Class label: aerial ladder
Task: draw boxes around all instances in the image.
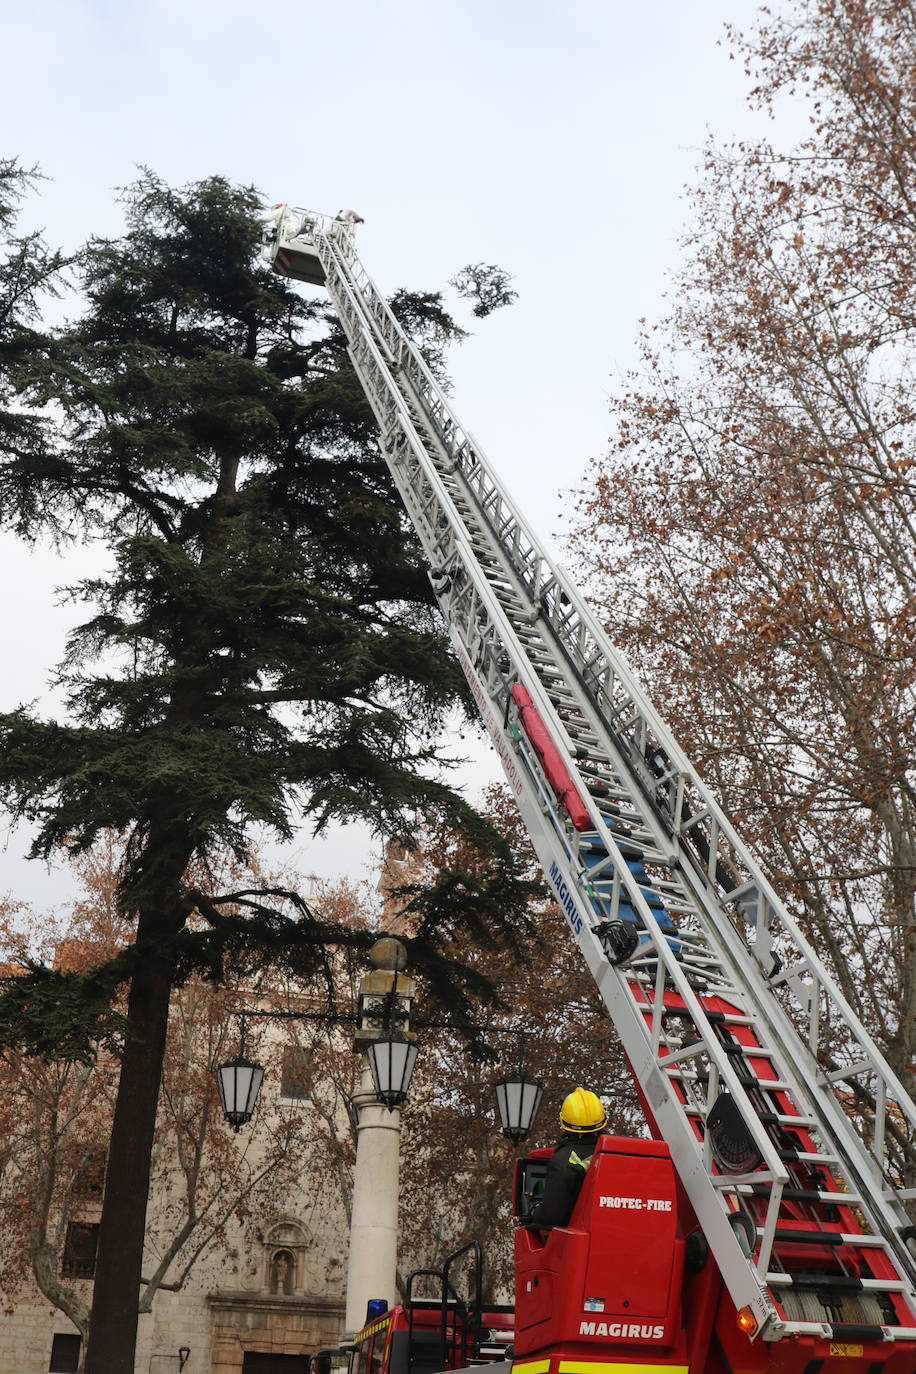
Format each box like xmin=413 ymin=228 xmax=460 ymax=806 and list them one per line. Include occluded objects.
xmin=261 ymin=207 xmax=916 ymax=1371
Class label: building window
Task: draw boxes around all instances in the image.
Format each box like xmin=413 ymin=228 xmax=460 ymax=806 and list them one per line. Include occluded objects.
xmin=49 ymin=1333 xmax=81 ymax=1373
xmin=61 ymin=1221 xmax=99 ymax=1279
xmin=280 ymin=1045 xmax=311 ymax=1100
xmin=77 ymin=1150 xmax=106 ymax=1199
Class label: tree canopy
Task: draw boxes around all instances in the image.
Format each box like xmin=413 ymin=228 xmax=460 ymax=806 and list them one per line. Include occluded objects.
xmin=0 ymin=165 xmax=532 ymax=1374
xmin=0 ymin=167 xmax=534 ymax=1041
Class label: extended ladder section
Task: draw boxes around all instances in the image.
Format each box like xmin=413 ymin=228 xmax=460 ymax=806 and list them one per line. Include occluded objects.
xmin=263 ymin=208 xmax=916 ymax=1345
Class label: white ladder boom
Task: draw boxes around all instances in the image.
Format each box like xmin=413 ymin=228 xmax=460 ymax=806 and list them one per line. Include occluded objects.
xmin=262 ymin=206 xmax=916 ymax=1344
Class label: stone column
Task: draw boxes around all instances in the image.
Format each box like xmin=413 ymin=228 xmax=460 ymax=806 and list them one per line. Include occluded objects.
xmin=344 ymin=938 xmax=415 ymax=1336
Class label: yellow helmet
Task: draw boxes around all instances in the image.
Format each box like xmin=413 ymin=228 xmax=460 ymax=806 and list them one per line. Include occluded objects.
xmin=559 ymin=1087 xmax=607 ymax=1135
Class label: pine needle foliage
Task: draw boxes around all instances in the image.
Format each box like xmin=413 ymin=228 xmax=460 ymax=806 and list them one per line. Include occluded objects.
xmin=0 ymin=167 xmax=530 ymax=1048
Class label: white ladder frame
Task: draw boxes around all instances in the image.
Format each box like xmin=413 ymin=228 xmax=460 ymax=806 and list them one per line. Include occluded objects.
xmin=263 ymin=208 xmax=916 ymax=1342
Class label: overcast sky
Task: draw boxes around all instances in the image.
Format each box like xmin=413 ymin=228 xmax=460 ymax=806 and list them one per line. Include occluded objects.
xmin=0 ymin=0 xmax=782 ymax=909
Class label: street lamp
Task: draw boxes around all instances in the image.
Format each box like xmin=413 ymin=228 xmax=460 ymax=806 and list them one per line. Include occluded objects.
xmin=216 ymin=1053 xmax=265 ymax=1130
xmin=366 ymin=1031 xmax=418 ymax=1110
xmin=494 ymin=1071 xmax=544 ymax=1144
xmin=216 ymin=1019 xmax=265 ymax=1131
xmin=214 ymin=955 xmax=544 ymax=1140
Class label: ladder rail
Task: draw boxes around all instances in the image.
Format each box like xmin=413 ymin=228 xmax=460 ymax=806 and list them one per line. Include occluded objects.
xmin=319 ymin=222 xmax=916 ymax=1175
xmin=314 ymin=229 xmax=796 ymax=1329
xmin=267 ymin=210 xmax=916 ymax=1336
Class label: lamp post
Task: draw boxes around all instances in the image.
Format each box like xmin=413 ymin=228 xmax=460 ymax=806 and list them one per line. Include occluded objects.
xmin=344 ymin=936 xmax=416 ymax=1335
xmin=212 ymin=941 xmax=544 ymax=1340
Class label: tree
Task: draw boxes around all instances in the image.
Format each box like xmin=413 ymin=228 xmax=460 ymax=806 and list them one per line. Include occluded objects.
xmin=0 ymin=169 xmax=532 ymax=1373
xmin=248 ymin=788 xmax=640 ymax=1307
xmin=0 ymin=159 xmax=67 ymax=473
xmin=567 ymin=0 xmax=916 ymax=1183
xmin=449 ymin=265 xmax=518 ymax=319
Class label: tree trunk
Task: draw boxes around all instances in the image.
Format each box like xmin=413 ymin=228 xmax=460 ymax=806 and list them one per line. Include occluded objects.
xmin=84 ymin=916 xmax=175 ymax=1374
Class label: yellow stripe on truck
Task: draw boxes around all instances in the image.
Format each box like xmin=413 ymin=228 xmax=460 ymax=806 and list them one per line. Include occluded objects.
xmin=558 ymin=1364 xmax=689 ymax=1374
xmin=511 ymin=1362 xmax=552 ymax=1374
xmin=356 ymin=1316 xmax=392 ymax=1341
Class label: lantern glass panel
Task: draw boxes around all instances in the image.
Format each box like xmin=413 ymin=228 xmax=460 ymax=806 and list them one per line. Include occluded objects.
xmin=216 ymin=1054 xmax=265 ymax=1129
xmin=494 ymin=1073 xmax=543 ymax=1143
xmin=367 ymin=1035 xmax=418 ymax=1110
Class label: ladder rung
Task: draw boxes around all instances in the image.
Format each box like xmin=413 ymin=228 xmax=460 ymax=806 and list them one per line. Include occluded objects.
xmin=588 ymin=859 xmax=672 ymax=884
xmin=777 ymin=1148 xmax=838 ymax=1165
xmin=768 ymin=1228 xmax=844 ymax=1247
xmin=738 ymin=1075 xmax=793 ymax=1093
xmin=766 ymin=1273 xmax=908 ymax=1294
xmin=679 ymin=1107 xmax=817 ymax=1136
xmin=719 ymin=1041 xmax=776 ymax=1059
xmin=827 ymin=1059 xmax=873 ymax=1084
xmin=747 ymin=1183 xmax=863 ymax=1207
xmin=667 ymin=1071 xmax=799 ymax=1098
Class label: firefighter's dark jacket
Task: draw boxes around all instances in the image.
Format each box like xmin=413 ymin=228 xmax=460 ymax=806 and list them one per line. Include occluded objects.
xmin=527 ymin=1133 xmax=602 ymax=1228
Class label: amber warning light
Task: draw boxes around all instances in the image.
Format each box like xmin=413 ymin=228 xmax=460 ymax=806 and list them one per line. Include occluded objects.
xmin=737 ymin=1306 xmax=758 ymax=1337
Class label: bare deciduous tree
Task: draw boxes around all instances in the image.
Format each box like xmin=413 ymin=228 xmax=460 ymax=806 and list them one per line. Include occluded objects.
xmin=567 ymin=0 xmax=916 ymax=1182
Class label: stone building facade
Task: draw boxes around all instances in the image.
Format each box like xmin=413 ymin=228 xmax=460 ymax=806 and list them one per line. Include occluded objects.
xmin=3 ymin=1008 xmax=355 ymax=1374
xmin=7 ymin=1162 xmax=350 ymax=1374
xmin=3 ymin=851 xmax=427 ymax=1374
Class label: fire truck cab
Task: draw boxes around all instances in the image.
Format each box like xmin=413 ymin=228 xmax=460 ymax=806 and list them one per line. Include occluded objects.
xmin=513 ymin=1135 xmax=916 ymax=1374
xmin=514 ymin=1137 xmax=698 ymax=1372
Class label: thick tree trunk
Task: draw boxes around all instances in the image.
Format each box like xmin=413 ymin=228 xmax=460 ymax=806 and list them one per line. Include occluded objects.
xmin=84 ymin=918 xmax=175 ymax=1374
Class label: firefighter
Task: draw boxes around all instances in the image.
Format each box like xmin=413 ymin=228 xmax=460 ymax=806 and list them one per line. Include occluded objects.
xmin=527 ymin=1087 xmax=608 ymax=1228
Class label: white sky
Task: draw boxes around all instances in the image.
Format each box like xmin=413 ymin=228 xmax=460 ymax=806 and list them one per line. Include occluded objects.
xmin=0 ymin=0 xmax=780 ymax=909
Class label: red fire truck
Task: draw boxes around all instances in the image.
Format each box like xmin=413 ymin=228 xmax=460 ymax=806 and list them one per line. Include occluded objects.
xmin=345 ymin=1129 xmax=916 ymax=1374
xmin=513 ymin=1134 xmax=916 ymax=1374
xmin=343 ymin=1243 xmax=513 ymax=1374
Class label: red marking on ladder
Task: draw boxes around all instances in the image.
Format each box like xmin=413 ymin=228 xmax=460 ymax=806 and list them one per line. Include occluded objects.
xmin=511 ymin=684 xmax=591 ymax=830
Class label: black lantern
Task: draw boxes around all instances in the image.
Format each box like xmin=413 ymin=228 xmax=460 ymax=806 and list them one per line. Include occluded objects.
xmin=494 ymin=1072 xmax=544 ymax=1144
xmin=216 ymin=1052 xmax=265 ymax=1131
xmin=367 ymin=1032 xmax=418 ymax=1110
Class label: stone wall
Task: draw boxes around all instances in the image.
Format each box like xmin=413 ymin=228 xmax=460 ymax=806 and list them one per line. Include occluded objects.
xmin=7 ymin=1281 xmax=346 ymax=1373
xmin=0 ymin=1303 xmax=79 ymax=1374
